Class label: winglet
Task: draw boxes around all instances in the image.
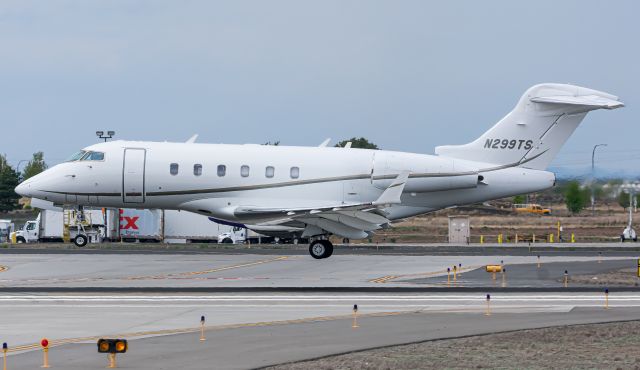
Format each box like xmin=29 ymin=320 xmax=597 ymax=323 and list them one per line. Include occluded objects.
xmin=186 ymin=134 xmax=199 ymax=143
xmin=372 ymin=171 xmax=410 ymax=206
xmin=318 ymin=138 xmax=331 ymax=147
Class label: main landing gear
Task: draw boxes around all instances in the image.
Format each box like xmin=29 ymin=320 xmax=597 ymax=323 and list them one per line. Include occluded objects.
xmin=309 ymin=239 xmax=334 ymax=259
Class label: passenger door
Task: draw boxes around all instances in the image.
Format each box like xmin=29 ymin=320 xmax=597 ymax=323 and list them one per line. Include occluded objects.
xmin=122 ymin=148 xmax=146 ymax=204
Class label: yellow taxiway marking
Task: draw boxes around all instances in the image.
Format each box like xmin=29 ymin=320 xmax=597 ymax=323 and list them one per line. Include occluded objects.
xmin=369 ymin=265 xmax=481 ymax=284
xmin=127 ymin=256 xmax=289 ymax=280
xmin=6 ymin=309 xmax=413 ymax=354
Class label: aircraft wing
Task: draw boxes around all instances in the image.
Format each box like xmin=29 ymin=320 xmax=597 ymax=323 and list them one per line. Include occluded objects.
xmin=236 ymin=171 xmax=410 ymax=239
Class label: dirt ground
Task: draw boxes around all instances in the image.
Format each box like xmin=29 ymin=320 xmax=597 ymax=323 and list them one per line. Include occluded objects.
xmin=571 ymin=268 xmax=640 ymax=287
xmin=370 ymin=203 xmax=632 ymax=244
xmin=268 ymin=321 xmax=640 ymax=370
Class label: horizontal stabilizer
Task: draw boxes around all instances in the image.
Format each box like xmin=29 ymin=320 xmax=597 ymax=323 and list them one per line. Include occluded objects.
xmin=530 ymin=95 xmax=624 ymax=109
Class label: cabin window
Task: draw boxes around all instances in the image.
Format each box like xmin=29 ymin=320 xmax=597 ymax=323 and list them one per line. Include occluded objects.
xmin=290 ymin=166 xmax=300 ymax=179
xmin=170 ymin=163 xmax=179 ymax=175
xmin=194 ymin=164 xmax=202 ymax=176
xmin=265 ymin=166 xmax=275 ymax=178
xmin=217 ymin=165 xmax=226 ymax=177
xmin=241 ymin=165 xmax=250 ymax=177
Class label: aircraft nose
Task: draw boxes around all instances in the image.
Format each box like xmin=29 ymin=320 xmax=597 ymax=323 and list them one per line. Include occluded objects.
xmin=15 ymin=179 xmax=33 ymax=197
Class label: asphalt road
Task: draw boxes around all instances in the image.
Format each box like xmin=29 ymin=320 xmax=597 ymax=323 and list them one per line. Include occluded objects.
xmin=406 ymin=258 xmax=639 ymax=288
xmin=2 ymin=250 xmax=639 ymax=369
xmin=6 ymin=306 xmax=640 ymax=370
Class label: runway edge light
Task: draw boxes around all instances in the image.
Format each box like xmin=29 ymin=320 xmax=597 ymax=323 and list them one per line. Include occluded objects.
xmin=40 ymin=338 xmax=50 ymax=368
xmin=3 ymin=342 xmax=7 ymax=370
xmin=352 ymin=304 xmax=359 ymax=329
xmin=200 ymin=316 xmax=206 ymax=342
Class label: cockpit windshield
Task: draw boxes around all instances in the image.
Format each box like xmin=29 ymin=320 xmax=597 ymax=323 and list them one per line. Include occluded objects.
xmin=66 ymin=151 xmax=87 ymax=162
xmin=66 ymin=150 xmax=105 ymax=162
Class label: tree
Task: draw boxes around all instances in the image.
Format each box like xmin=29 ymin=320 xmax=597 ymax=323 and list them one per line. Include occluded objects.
xmin=0 ymin=155 xmax=21 ymax=212
xmin=335 ymin=137 xmax=379 ymax=149
xmin=564 ymin=181 xmax=589 ymax=215
xmin=618 ymin=191 xmax=630 ymax=209
xmin=512 ymin=195 xmax=525 ymax=204
xmin=22 ymin=151 xmax=48 ymax=181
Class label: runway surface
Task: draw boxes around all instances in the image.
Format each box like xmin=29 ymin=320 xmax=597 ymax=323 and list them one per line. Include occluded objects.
xmin=1 ymin=249 xmax=639 ymax=369
xmin=0 ymin=252 xmax=634 ymax=288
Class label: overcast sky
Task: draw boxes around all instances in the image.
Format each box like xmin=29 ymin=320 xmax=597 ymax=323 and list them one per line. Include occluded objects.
xmin=1 ymin=1 xmax=638 ymax=175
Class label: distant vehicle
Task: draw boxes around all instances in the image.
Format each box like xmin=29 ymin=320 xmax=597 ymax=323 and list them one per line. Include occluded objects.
xmin=11 ymin=209 xmax=105 ymax=246
xmin=217 ymin=226 xmax=273 ymax=244
xmin=16 ymin=83 xmax=623 ymax=258
xmin=513 ymin=204 xmax=551 ymax=215
xmin=0 ymin=219 xmax=14 ymax=243
xmin=12 ymin=209 xmax=107 ymax=245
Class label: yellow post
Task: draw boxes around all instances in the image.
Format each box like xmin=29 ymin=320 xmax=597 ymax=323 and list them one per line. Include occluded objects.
xmin=501 ymin=268 xmax=507 ymax=287
xmin=480 ymin=235 xmax=484 ymax=244
xmin=108 ymin=353 xmax=116 ymax=368
xmin=485 ymin=294 xmax=491 ymax=316
xmin=2 ymin=343 xmax=7 ymax=370
xmin=515 ymin=233 xmax=518 ymax=244
xmin=564 ymin=270 xmax=568 ymax=288
xmin=571 ymin=233 xmax=575 ymax=243
xmin=352 ymin=304 xmax=359 ymax=328
xmin=200 ymin=316 xmax=206 ymax=341
xmin=42 ymin=348 xmax=50 ymax=368
xmin=453 ymin=265 xmax=457 ymax=282
xmin=549 ymin=233 xmax=554 ymax=243
xmin=604 ymin=288 xmax=609 ymax=309
xmin=498 ymin=234 xmax=503 ymax=244
xmin=532 ymin=234 xmax=535 ymax=243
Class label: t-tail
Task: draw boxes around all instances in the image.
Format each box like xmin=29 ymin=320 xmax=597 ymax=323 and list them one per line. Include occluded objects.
xmin=435 ymin=83 xmax=624 ymax=170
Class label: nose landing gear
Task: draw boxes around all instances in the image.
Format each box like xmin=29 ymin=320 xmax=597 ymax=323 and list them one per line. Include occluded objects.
xmin=309 ymin=239 xmax=334 ymax=259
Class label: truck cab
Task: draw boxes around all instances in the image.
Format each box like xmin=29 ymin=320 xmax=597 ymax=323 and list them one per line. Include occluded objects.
xmin=14 ymin=220 xmax=39 ymax=243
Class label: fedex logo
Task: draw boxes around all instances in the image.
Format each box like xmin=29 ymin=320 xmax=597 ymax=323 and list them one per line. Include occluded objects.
xmin=119 ymin=209 xmax=139 ymax=230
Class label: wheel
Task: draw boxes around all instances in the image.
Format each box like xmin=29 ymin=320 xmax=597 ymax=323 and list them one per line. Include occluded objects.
xmin=221 ymin=238 xmax=233 ymax=244
xmin=309 ymin=240 xmax=327 ymax=259
xmin=322 ymin=240 xmax=334 ymax=258
xmin=16 ymin=237 xmax=25 ymax=244
xmin=74 ymin=234 xmax=88 ymax=247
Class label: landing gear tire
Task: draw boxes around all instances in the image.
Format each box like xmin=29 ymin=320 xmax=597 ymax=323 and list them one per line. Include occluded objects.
xmin=309 ymin=240 xmax=333 ymax=259
xmin=74 ymin=234 xmax=88 ymax=247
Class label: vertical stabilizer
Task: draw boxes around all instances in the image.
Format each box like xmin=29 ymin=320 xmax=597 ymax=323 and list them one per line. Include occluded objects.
xmin=435 ymin=84 xmax=623 ymax=170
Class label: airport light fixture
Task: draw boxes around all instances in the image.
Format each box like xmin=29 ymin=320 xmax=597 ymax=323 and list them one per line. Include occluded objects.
xmin=591 ymin=143 xmax=607 ymax=215
xmin=96 ymin=130 xmax=116 ymax=142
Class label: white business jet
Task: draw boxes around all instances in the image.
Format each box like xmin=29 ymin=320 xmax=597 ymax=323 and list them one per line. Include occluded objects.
xmin=16 ymin=83 xmax=623 ymax=258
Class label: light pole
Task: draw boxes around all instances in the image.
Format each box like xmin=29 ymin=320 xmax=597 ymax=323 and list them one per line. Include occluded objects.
xmin=16 ymin=159 xmax=28 ymax=181
xmin=96 ymin=131 xmax=115 ymax=142
xmin=591 ymin=143 xmax=607 ymax=215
